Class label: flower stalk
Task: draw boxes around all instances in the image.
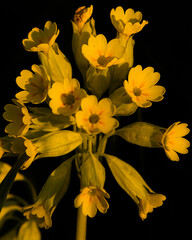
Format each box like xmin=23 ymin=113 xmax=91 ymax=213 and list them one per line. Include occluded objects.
xmin=76 ymin=206 xmax=87 ymax=240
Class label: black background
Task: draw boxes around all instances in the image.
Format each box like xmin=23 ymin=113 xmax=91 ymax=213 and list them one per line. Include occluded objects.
xmin=0 ymin=0 xmax=192 ymax=239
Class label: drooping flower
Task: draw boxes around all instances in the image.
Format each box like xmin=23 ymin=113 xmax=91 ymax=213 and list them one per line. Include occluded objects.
xmin=75 ymin=95 xmax=119 ymax=134
xmin=73 ymin=5 xmax=93 ymax=32
xmin=10 ymin=136 xmax=38 ymax=170
xmin=138 ymin=193 xmax=166 ymax=220
xmin=110 ymin=7 xmax=148 ymax=38
xmin=74 ymin=186 xmax=110 ymax=218
xmin=124 ymin=65 xmax=165 ymax=108
xmin=23 ymin=157 xmax=73 ymax=228
xmin=82 ymin=34 xmax=125 ymax=69
xmin=16 ymin=64 xmax=50 ymax=104
xmin=22 ymin=21 xmax=59 ymax=54
xmin=48 ymin=78 xmax=87 ymax=116
xmin=3 ymin=99 xmax=31 ymax=136
xmin=161 ymin=122 xmax=190 ymax=161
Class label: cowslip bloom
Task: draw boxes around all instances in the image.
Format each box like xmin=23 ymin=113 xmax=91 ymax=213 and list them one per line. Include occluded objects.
xmin=22 ymin=21 xmax=59 ymax=53
xmin=138 ymin=193 xmax=166 ymax=220
xmin=3 ymin=99 xmax=31 ymax=136
xmin=124 ymin=65 xmax=165 ymax=108
xmin=110 ymin=7 xmax=148 ymax=38
xmin=16 ymin=64 xmax=50 ymax=104
xmin=161 ymin=122 xmax=190 ymax=161
xmin=82 ymin=34 xmax=125 ymax=69
xmin=75 ymin=95 xmax=119 ymax=134
xmin=11 ymin=136 xmax=37 ymax=170
xmin=74 ymin=186 xmax=110 ymax=218
xmin=73 ymin=5 xmax=93 ymax=32
xmin=48 ymin=78 xmax=87 ymax=116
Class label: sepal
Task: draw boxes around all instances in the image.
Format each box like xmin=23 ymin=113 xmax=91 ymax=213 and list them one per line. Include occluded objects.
xmin=116 ymin=122 xmax=165 ymax=147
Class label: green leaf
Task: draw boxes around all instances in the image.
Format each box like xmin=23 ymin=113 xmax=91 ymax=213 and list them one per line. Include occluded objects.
xmin=0 ymin=154 xmax=28 ymax=213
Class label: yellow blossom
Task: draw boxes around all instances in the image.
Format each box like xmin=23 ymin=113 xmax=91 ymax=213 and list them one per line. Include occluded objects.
xmin=82 ymin=34 xmax=125 ymax=69
xmin=22 ymin=21 xmax=59 ymax=53
xmin=74 ymin=186 xmax=110 ymax=218
xmin=161 ymin=122 xmax=190 ymax=161
xmin=48 ymin=78 xmax=87 ymax=116
xmin=110 ymin=6 xmax=148 ymax=38
xmin=73 ymin=5 xmax=93 ymax=32
xmin=16 ymin=64 xmax=50 ymax=104
xmin=11 ymin=136 xmax=37 ymax=170
xmin=75 ymin=95 xmax=119 ymax=134
xmin=23 ymin=203 xmax=53 ymax=229
xmin=124 ymin=65 xmax=165 ymax=108
xmin=3 ymin=99 xmax=31 ymax=136
xmin=138 ymin=193 xmax=166 ymax=220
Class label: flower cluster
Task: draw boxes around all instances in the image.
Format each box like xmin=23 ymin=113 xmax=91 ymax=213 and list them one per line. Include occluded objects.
xmin=0 ymin=4 xmax=190 ymax=239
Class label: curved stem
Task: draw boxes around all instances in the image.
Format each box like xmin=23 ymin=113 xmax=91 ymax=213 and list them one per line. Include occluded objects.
xmin=76 ymin=206 xmax=87 ymax=240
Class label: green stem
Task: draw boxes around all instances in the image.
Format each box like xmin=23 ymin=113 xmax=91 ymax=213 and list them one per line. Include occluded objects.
xmin=76 ymin=206 xmax=87 ymax=240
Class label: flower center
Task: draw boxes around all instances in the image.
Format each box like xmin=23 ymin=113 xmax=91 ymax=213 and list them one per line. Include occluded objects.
xmin=61 ymin=93 xmax=75 ymax=105
xmin=97 ymin=55 xmax=113 ymax=67
xmin=133 ymin=87 xmax=141 ymax=96
xmin=89 ymin=114 xmax=99 ymax=124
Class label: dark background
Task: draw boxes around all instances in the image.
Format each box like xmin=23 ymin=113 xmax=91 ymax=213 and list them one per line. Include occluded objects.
xmin=0 ymin=0 xmax=191 ymax=239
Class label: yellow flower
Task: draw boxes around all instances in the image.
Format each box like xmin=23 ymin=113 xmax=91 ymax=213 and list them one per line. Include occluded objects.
xmin=75 ymin=95 xmax=119 ymax=134
xmin=74 ymin=186 xmax=110 ymax=218
xmin=16 ymin=64 xmax=50 ymax=104
xmin=3 ymin=99 xmax=31 ymax=136
xmin=82 ymin=34 xmax=125 ymax=69
xmin=23 ymin=203 xmax=53 ymax=229
xmin=22 ymin=21 xmax=59 ymax=53
xmin=110 ymin=6 xmax=148 ymax=38
xmin=73 ymin=5 xmax=93 ymax=32
xmin=48 ymin=78 xmax=87 ymax=116
xmin=138 ymin=193 xmax=166 ymax=220
xmin=161 ymin=122 xmax=190 ymax=161
xmin=124 ymin=65 xmax=165 ymax=108
xmin=11 ymin=136 xmax=37 ymax=170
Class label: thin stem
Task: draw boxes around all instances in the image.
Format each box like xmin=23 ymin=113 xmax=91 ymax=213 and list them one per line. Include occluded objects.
xmin=76 ymin=206 xmax=87 ymax=240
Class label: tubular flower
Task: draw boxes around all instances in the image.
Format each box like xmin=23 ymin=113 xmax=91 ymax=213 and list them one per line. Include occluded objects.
xmin=16 ymin=64 xmax=50 ymax=104
xmin=161 ymin=122 xmax=190 ymax=161
xmin=82 ymin=34 xmax=125 ymax=69
xmin=48 ymin=78 xmax=87 ymax=116
xmin=75 ymin=95 xmax=119 ymax=134
xmin=138 ymin=193 xmax=166 ymax=220
xmin=110 ymin=7 xmax=148 ymax=38
xmin=11 ymin=136 xmax=37 ymax=170
xmin=74 ymin=186 xmax=110 ymax=218
xmin=124 ymin=65 xmax=165 ymax=108
xmin=3 ymin=99 xmax=31 ymax=136
xmin=73 ymin=5 xmax=93 ymax=32
xmin=22 ymin=21 xmax=59 ymax=54
xmin=23 ymin=203 xmax=53 ymax=229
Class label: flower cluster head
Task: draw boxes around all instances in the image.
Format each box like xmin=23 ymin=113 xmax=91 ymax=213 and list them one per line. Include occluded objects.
xmin=75 ymin=95 xmax=119 ymax=134
xmin=16 ymin=64 xmax=50 ymax=104
xmin=124 ymin=65 xmax=165 ymax=108
xmin=0 ymin=5 xmax=190 ymax=239
xmin=162 ymin=122 xmax=190 ymax=161
xmin=110 ymin=7 xmax=148 ymax=38
xmin=23 ymin=21 xmax=59 ymax=54
xmin=82 ymin=34 xmax=125 ymax=69
xmin=74 ymin=186 xmax=110 ymax=218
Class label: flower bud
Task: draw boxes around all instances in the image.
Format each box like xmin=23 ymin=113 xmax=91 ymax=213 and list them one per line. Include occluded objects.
xmin=39 ymin=43 xmax=72 ymax=82
xmin=86 ymin=66 xmax=110 ymax=98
